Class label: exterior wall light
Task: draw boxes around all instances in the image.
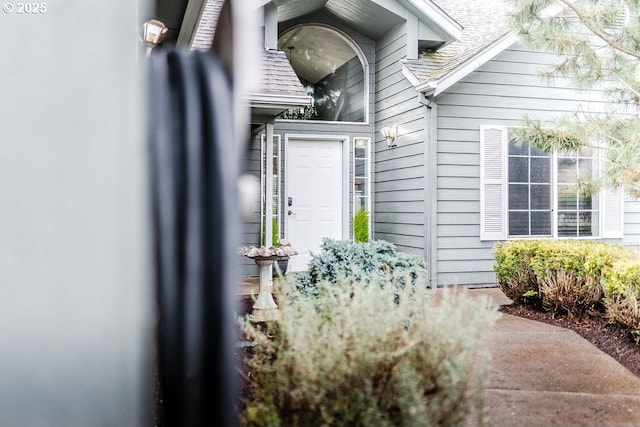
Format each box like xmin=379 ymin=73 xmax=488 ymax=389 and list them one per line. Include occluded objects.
xmin=143 ymin=19 xmax=168 ymax=55
xmin=380 ymin=126 xmax=397 ymax=147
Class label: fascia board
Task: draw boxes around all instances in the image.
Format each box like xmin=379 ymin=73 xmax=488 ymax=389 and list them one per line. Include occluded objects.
xmin=400 ymin=63 xmax=423 ymax=87
xmin=403 ymin=0 xmax=463 ymax=42
xmin=415 ymin=80 xmax=436 ymax=95
xmin=247 ymin=93 xmax=312 ymax=108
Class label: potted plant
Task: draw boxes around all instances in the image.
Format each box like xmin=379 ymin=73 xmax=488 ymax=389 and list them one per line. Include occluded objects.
xmin=272 ymin=240 xmax=296 ymax=277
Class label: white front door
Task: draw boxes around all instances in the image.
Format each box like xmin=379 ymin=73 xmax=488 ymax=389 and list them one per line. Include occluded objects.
xmin=286 ymin=138 xmax=343 ymax=272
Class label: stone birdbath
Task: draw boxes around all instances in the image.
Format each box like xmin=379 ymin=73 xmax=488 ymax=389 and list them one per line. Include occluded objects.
xmin=238 ymin=241 xmax=297 ymax=322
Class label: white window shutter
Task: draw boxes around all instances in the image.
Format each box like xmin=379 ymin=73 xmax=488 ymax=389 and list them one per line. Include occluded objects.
xmin=480 ymin=125 xmax=507 ymax=241
xmin=601 ymin=186 xmax=624 ymax=238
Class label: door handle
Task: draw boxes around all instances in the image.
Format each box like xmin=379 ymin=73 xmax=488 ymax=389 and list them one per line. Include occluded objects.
xmin=288 ymin=210 xmax=296 ymax=216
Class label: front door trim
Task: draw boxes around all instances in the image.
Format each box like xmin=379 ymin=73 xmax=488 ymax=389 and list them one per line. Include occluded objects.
xmin=284 ymin=133 xmax=350 ymax=250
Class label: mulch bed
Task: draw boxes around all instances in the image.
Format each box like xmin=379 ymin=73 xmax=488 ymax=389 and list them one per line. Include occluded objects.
xmin=500 ymin=303 xmax=640 ymax=377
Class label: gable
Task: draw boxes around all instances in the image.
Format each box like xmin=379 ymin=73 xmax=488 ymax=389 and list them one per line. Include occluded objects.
xmin=401 ymin=0 xmax=516 ymax=95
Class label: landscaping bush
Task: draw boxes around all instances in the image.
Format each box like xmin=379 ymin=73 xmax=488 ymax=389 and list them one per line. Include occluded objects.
xmin=238 ymin=277 xmax=500 ymax=427
xmin=493 ymin=240 xmax=540 ymax=304
xmin=529 ymin=240 xmax=624 ymax=319
xmin=294 ymin=238 xmax=427 ymax=296
xmin=604 ymin=258 xmax=640 ymax=341
xmin=494 ymin=240 xmax=627 ymax=319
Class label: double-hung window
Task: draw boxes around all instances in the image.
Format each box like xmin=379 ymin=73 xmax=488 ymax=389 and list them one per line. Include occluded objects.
xmin=480 ymin=125 xmax=623 ymax=240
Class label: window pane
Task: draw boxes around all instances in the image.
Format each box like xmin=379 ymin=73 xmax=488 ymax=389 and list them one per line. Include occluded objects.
xmin=355 ymin=158 xmax=366 ymax=176
xmin=579 ymin=146 xmax=595 ymax=156
xmin=531 ymin=211 xmax=552 ymax=235
xmin=355 ymin=146 xmax=365 ymax=158
xmin=530 ymin=157 xmax=550 ymax=183
xmin=530 ymin=145 xmax=548 ymax=157
xmin=531 ymin=184 xmax=550 ymax=209
xmin=509 ymin=157 xmax=529 ymax=182
xmin=578 ymin=193 xmax=592 ymax=209
xmin=578 ymin=212 xmax=594 ymax=236
xmin=509 ymin=184 xmax=529 ymax=209
xmin=279 ymin=26 xmax=365 ymax=122
xmin=557 ymin=158 xmax=577 ymax=182
xmin=578 ymin=158 xmax=593 ymax=180
xmin=558 ymin=184 xmax=577 ymax=209
xmin=355 ymin=197 xmax=366 ymax=210
xmin=509 ymin=138 xmax=528 ymax=155
xmin=558 ymin=212 xmax=578 ymax=237
xmin=355 ymin=177 xmax=367 ymax=195
xmin=509 ymin=212 xmax=529 ymax=235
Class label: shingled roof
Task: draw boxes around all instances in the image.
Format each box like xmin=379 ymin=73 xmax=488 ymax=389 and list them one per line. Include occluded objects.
xmin=401 ymin=0 xmax=516 ymax=96
xmin=191 ymin=0 xmax=309 ymax=114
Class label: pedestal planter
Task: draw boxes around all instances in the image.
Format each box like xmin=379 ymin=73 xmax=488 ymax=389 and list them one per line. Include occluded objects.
xmin=238 ymin=241 xmax=297 ymax=322
xmin=250 ymin=257 xmax=279 ymax=322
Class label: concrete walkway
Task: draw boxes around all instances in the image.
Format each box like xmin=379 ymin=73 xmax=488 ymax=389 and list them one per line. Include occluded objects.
xmin=237 ymin=279 xmax=640 ymax=425
xmin=465 ymin=288 xmax=640 ymax=427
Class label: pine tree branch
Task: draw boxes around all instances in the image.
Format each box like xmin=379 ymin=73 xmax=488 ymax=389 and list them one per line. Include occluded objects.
xmin=556 ymin=0 xmax=640 ymax=59
xmin=616 ymin=76 xmax=640 ymax=101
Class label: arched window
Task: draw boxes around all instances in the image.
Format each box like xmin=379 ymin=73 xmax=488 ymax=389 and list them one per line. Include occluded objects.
xmin=278 ymin=25 xmax=367 ymax=122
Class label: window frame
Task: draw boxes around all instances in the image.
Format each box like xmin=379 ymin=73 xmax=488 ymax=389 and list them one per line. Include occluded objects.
xmin=276 ymin=23 xmax=370 ymax=125
xmin=260 ymin=133 xmax=282 ymax=245
xmin=480 ymin=125 xmax=623 ymax=241
xmin=353 ymin=137 xmax=371 ymax=238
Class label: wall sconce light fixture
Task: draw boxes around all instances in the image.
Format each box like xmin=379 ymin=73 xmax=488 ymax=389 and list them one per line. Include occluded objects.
xmin=143 ymin=19 xmax=168 ymax=55
xmin=380 ymin=126 xmax=397 ymax=147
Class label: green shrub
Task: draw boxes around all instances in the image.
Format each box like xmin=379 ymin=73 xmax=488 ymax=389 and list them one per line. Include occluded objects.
xmin=495 ymin=239 xmax=640 ymax=334
xmin=238 ymin=277 xmax=500 ymax=427
xmin=604 ymin=258 xmax=640 ymax=340
xmin=493 ymin=240 xmax=540 ymax=305
xmin=294 ymin=238 xmax=427 ymax=296
xmin=528 ymin=240 xmax=625 ymax=319
xmin=354 ymin=207 xmax=369 ymax=243
xmin=494 ymin=239 xmax=634 ymax=320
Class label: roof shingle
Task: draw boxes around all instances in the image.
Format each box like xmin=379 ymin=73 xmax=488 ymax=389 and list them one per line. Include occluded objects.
xmin=403 ymin=0 xmax=515 ymax=87
xmin=191 ymin=0 xmax=308 ymax=102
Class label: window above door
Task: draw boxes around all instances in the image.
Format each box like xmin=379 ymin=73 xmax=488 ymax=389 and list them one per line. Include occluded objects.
xmin=278 ymin=25 xmax=367 ymax=123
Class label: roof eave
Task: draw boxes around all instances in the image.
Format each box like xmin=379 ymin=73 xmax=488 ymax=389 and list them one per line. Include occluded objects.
xmin=400 ymin=63 xmax=422 ymax=87
xmin=402 ymin=0 xmax=463 ymax=42
xmin=432 ymin=32 xmax=519 ymax=96
xmin=247 ymin=93 xmax=312 ymax=110
xmin=415 ymin=80 xmax=436 ymax=96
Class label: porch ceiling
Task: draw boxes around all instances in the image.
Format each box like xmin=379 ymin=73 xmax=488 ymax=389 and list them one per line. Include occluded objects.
xmin=152 ymin=0 xmax=202 ymax=46
xmin=274 ymin=0 xmax=404 ymax=40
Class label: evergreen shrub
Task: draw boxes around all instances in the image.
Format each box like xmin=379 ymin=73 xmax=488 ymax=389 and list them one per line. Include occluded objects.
xmin=294 ymin=238 xmax=427 ymax=296
xmin=238 ymin=277 xmax=500 ymax=427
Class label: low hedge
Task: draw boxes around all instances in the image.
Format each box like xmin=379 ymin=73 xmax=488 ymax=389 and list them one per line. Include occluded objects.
xmin=494 ymin=240 xmax=640 ymax=329
xmin=604 ymin=259 xmax=640 ymax=341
